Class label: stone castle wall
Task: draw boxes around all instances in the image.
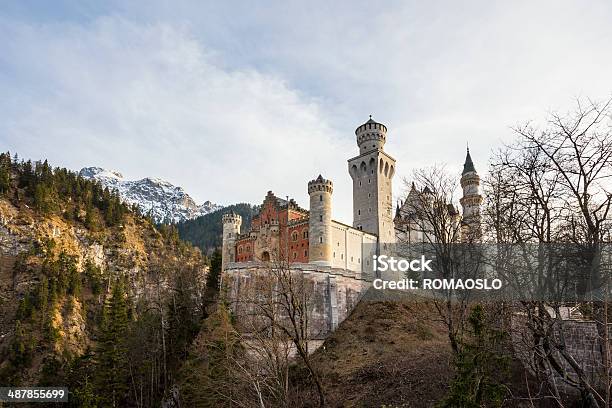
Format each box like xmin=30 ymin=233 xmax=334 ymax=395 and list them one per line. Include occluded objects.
xmin=223 ymin=262 xmax=370 ymax=341
xmin=512 ymin=315 xmax=612 ymax=396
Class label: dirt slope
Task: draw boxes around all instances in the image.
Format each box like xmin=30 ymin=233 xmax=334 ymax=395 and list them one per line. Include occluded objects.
xmin=295 ymin=293 xmax=454 ymax=407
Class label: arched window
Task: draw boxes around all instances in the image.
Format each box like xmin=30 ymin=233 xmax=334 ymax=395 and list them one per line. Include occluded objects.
xmin=319 ymin=195 xmax=323 ymax=201
xmin=292 ymin=232 xmax=298 ymax=241
xmin=319 ymin=236 xmax=323 ymax=243
xmin=303 ymin=230 xmax=308 ymax=239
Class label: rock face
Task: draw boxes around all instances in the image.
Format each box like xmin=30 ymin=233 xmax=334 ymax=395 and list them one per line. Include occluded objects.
xmin=79 ymin=167 xmax=221 ymax=223
xmin=0 ymin=194 xmax=207 ymax=385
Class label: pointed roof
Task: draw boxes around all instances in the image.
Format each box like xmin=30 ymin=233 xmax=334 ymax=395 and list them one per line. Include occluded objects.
xmin=462 ymin=147 xmax=476 ymax=175
xmin=365 ymin=115 xmax=379 ymax=125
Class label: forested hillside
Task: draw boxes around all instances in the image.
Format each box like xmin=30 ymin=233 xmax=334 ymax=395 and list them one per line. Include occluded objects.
xmin=0 ymin=153 xmax=214 ymax=407
xmin=176 ymin=203 xmax=257 ymax=254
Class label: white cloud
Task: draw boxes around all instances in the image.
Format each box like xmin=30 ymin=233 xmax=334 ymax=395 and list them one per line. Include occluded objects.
xmin=0 ymin=16 xmax=359 ymax=221
xmin=2 ymin=1 xmax=612 ymax=223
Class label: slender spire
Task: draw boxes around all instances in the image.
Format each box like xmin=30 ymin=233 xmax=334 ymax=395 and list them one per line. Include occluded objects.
xmin=462 ymin=146 xmax=476 ymax=175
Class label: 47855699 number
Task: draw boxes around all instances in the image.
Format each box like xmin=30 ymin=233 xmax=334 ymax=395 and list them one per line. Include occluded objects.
xmin=0 ymin=387 xmax=68 ymax=402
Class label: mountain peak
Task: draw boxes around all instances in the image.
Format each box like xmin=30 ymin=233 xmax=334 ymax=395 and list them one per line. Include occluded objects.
xmin=80 ymin=166 xmax=124 ymax=180
xmin=79 ymin=167 xmax=221 ymax=223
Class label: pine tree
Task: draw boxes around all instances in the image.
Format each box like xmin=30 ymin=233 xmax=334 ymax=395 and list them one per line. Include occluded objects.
xmin=441 ymin=305 xmax=509 ymax=407
xmin=0 ymin=153 xmax=10 ymax=194
xmin=177 ymin=303 xmax=243 ymax=407
xmin=10 ymin=320 xmax=32 ymax=367
xmin=85 ymin=204 xmax=98 ymax=231
xmin=36 ymin=277 xmax=49 ymax=330
xmin=206 ymin=248 xmax=223 ymax=292
xmin=96 ymin=279 xmax=130 ymax=407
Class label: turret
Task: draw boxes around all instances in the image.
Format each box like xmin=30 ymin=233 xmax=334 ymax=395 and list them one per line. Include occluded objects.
xmin=221 ymin=212 xmax=242 ymax=272
xmin=355 ymin=116 xmax=387 ymax=154
xmin=308 ymin=175 xmax=333 ymax=266
xmin=459 ymin=147 xmax=483 ymax=240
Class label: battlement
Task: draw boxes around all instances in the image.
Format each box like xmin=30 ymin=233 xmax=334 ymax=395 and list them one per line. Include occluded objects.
xmin=355 ymin=117 xmax=387 ymax=152
xmin=308 ymin=174 xmax=333 ymax=194
xmin=222 ymin=211 xmax=242 ymax=225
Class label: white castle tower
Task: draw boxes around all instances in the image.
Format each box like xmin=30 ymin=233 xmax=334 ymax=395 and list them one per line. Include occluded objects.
xmin=221 ymin=211 xmax=242 ymax=272
xmin=348 ymin=117 xmax=396 ymax=243
xmin=459 ymin=147 xmax=483 ymax=240
xmin=308 ymin=175 xmax=333 ymax=266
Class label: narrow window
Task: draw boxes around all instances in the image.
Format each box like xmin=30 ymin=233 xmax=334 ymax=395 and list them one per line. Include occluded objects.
xmin=319 ymin=194 xmax=323 ymax=201
xmin=319 ymin=236 xmax=323 ymax=243
xmin=319 ymin=215 xmax=323 ymax=222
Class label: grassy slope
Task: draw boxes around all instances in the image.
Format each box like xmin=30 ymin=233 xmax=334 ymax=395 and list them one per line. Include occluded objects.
xmin=299 ymin=294 xmax=454 ymax=407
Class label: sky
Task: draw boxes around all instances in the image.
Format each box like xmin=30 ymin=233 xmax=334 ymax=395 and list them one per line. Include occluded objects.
xmin=1 ymin=1 xmax=612 ymax=223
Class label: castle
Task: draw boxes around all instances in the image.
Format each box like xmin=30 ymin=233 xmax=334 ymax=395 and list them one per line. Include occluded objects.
xmin=221 ymin=117 xmax=482 ymax=340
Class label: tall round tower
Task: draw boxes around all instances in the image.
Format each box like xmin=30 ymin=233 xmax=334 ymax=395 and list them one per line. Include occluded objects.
xmin=348 ymin=116 xmax=396 ymax=244
xmin=308 ymin=175 xmax=333 ymax=266
xmin=459 ymin=148 xmax=483 ymax=240
xmin=221 ymin=211 xmax=242 ymax=272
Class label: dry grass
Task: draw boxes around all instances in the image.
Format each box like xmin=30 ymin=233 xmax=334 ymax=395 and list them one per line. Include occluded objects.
xmin=291 ymin=293 xmax=454 ymax=407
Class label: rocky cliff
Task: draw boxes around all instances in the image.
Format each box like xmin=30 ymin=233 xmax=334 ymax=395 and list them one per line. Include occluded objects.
xmin=0 ymin=155 xmax=209 ymax=406
xmin=79 ymin=167 xmax=221 ymax=224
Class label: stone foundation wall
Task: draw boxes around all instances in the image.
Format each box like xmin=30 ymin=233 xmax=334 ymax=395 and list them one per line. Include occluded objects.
xmin=512 ymin=315 xmax=612 ymax=396
xmin=223 ymin=262 xmax=370 ymax=341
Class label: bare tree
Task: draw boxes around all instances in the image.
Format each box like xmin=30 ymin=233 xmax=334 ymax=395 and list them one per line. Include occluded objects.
xmin=227 ymin=252 xmax=326 ymax=407
xmin=486 ymin=97 xmax=612 ymax=406
xmin=399 ymin=165 xmax=478 ymax=353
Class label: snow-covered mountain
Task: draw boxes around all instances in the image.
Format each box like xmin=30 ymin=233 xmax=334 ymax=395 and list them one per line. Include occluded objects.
xmin=79 ymin=167 xmax=221 ymax=223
